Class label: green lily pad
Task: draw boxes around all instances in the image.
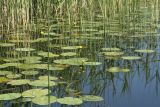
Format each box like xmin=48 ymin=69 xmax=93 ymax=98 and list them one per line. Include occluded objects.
xmin=29 ymin=80 xmax=57 ymax=87
xmin=15 ymin=48 xmax=35 ymax=52
xmin=107 ymin=67 xmax=130 ymax=73
xmin=3 ymin=58 xmax=22 ymax=62
xmin=134 ymin=49 xmax=155 ymax=53
xmin=0 ymin=77 xmax=10 ymax=83
xmin=0 ymin=43 xmax=15 ymax=47
xmin=0 ymin=93 xmax=21 ymax=100
xmin=32 ymin=96 xmax=57 ymax=105
xmin=61 ymin=46 xmax=83 ymax=50
xmin=102 ymin=52 xmax=124 ymax=56
xmin=107 ymin=67 xmax=121 ymax=72
xmin=60 ymin=52 xmax=77 ymax=56
xmin=22 ymin=56 xmax=42 ymax=63
xmin=83 ymin=62 xmax=102 ymax=66
xmin=21 ymin=70 xmax=39 ymax=75
xmin=16 ymin=63 xmax=35 ymax=70
xmin=22 ymin=89 xmax=51 ymax=98
xmin=54 ymin=58 xmax=88 ymax=65
xmin=6 ymin=74 xmax=22 ymax=79
xmin=7 ymin=79 xmax=30 ymax=85
xmin=121 ymin=68 xmax=130 ymax=72
xmin=38 ymin=76 xmax=58 ymax=81
xmin=38 ymin=51 xmax=59 ymax=58
xmin=57 ymin=97 xmax=83 ymax=105
xmin=121 ymin=56 xmax=141 ymax=60
xmin=0 ymin=71 xmax=12 ymax=76
xmin=101 ymin=48 xmax=121 ymax=51
xmin=33 ymin=38 xmax=53 ymax=42
xmin=4 ymin=63 xmax=22 ymax=67
xmin=81 ymin=95 xmax=103 ymax=102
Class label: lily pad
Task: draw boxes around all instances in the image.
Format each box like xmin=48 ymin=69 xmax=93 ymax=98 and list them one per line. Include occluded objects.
xmin=21 ymin=70 xmax=39 ymax=75
xmin=22 ymin=89 xmax=50 ymax=98
xmin=60 ymin=52 xmax=77 ymax=56
xmin=29 ymin=80 xmax=57 ymax=87
xmin=0 ymin=43 xmax=15 ymax=47
xmin=38 ymin=76 xmax=58 ymax=81
xmin=121 ymin=56 xmax=141 ymax=60
xmin=134 ymin=49 xmax=155 ymax=53
xmin=61 ymin=46 xmax=83 ymax=50
xmin=32 ymin=96 xmax=57 ymax=105
xmin=57 ymin=97 xmax=83 ymax=105
xmin=83 ymin=62 xmax=102 ymax=66
xmin=22 ymin=56 xmax=42 ymax=63
xmin=54 ymin=58 xmax=88 ymax=65
xmin=0 ymin=93 xmax=21 ymax=100
xmin=6 ymin=74 xmax=22 ymax=79
xmin=38 ymin=51 xmax=59 ymax=58
xmin=107 ymin=67 xmax=130 ymax=73
xmin=101 ymin=48 xmax=121 ymax=51
xmin=121 ymin=68 xmax=130 ymax=72
xmin=15 ymin=48 xmax=35 ymax=52
xmin=102 ymin=52 xmax=124 ymax=56
xmin=81 ymin=95 xmax=103 ymax=102
xmin=107 ymin=67 xmax=121 ymax=72
xmin=0 ymin=77 xmax=10 ymax=83
xmin=7 ymin=79 xmax=30 ymax=85
xmin=0 ymin=71 xmax=12 ymax=76
xmin=2 ymin=58 xmax=22 ymax=62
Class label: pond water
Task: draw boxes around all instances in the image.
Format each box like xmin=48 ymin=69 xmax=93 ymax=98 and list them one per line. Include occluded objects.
xmin=0 ymin=1 xmax=160 ymax=107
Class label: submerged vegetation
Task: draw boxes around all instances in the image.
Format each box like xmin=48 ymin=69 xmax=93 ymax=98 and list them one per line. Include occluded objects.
xmin=0 ymin=0 xmax=160 ymax=107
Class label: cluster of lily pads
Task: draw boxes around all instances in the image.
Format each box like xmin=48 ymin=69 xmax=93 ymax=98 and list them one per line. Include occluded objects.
xmin=0 ymin=89 xmax=103 ymax=105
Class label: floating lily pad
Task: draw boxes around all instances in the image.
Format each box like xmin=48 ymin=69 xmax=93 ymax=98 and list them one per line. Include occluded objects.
xmin=0 ymin=64 xmax=8 ymax=69
xmin=32 ymin=96 xmax=57 ymax=105
xmin=0 ymin=71 xmax=12 ymax=76
xmin=107 ymin=67 xmax=121 ymax=72
xmin=15 ymin=48 xmax=35 ymax=52
xmin=0 ymin=77 xmax=10 ymax=83
xmin=22 ymin=56 xmax=42 ymax=63
xmin=101 ymin=48 xmax=121 ymax=51
xmin=29 ymin=80 xmax=57 ymax=87
xmin=47 ymin=66 xmax=65 ymax=71
xmin=60 ymin=52 xmax=77 ymax=56
xmin=54 ymin=58 xmax=88 ymax=65
xmin=38 ymin=51 xmax=59 ymax=58
xmin=83 ymin=62 xmax=102 ymax=66
xmin=4 ymin=63 xmax=22 ymax=67
xmin=121 ymin=56 xmax=141 ymax=60
xmin=121 ymin=68 xmax=130 ymax=72
xmin=61 ymin=46 xmax=83 ymax=50
xmin=81 ymin=95 xmax=103 ymax=102
xmin=7 ymin=79 xmax=30 ymax=85
xmin=0 ymin=93 xmax=21 ymax=100
xmin=22 ymin=89 xmax=50 ymax=98
xmin=16 ymin=63 xmax=35 ymax=70
xmin=38 ymin=76 xmax=58 ymax=81
xmin=6 ymin=74 xmax=22 ymax=79
xmin=102 ymin=52 xmax=124 ymax=56
xmin=33 ymin=38 xmax=53 ymax=42
xmin=57 ymin=97 xmax=83 ymax=105
xmin=21 ymin=70 xmax=39 ymax=75
xmin=134 ymin=49 xmax=155 ymax=53
xmin=0 ymin=43 xmax=15 ymax=47
xmin=2 ymin=58 xmax=22 ymax=62
xmin=107 ymin=67 xmax=130 ymax=73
